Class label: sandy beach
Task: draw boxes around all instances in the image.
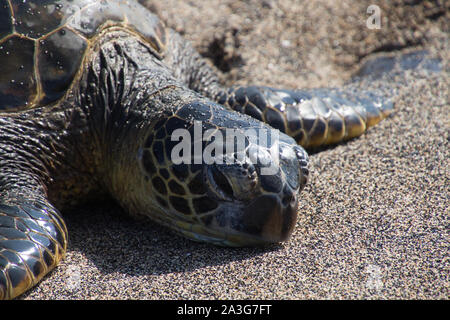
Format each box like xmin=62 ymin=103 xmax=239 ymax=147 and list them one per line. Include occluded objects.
xmin=22 ymin=0 xmax=448 ymax=299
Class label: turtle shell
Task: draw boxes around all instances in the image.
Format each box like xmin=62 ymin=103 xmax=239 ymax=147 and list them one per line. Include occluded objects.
xmin=0 ymin=0 xmax=166 ymax=112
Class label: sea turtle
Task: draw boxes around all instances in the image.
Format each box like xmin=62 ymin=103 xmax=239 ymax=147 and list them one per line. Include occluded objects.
xmin=0 ymin=0 xmax=394 ymax=299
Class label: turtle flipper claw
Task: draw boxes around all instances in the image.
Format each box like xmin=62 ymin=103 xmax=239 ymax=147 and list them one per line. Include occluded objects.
xmin=0 ymin=198 xmax=67 ymax=299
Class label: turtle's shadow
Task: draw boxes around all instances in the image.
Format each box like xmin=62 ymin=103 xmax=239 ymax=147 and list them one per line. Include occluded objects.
xmin=63 ymin=144 xmax=345 ymax=276
xmin=62 ymin=140 xmax=355 ymax=276
xmin=63 ymin=200 xmax=279 ymax=276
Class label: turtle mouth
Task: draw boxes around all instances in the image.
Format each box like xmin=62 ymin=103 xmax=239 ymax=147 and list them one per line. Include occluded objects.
xmin=179 ymin=191 xmax=299 ymax=246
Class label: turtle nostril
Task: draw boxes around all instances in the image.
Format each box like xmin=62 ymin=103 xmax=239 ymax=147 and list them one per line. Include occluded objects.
xmin=282 ymin=192 xmax=296 ymax=207
xmin=210 ymin=166 xmax=235 ymax=199
xmin=282 ymin=194 xmax=291 ymax=206
xmin=281 ymin=186 xmax=297 ymax=207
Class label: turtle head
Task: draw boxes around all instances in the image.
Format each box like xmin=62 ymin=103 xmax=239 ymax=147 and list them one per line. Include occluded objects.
xmin=136 ymin=102 xmax=309 ymax=246
xmin=196 ymin=140 xmax=309 ymax=246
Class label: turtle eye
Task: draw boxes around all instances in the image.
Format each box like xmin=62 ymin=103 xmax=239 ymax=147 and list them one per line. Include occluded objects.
xmin=208 ymin=166 xmax=235 ymax=200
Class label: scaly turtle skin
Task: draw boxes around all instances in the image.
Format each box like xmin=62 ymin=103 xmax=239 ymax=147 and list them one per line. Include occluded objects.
xmin=0 ymin=0 xmax=392 ymax=299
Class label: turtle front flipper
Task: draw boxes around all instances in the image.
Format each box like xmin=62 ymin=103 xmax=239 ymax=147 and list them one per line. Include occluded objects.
xmin=0 ymin=197 xmax=67 ymax=299
xmin=215 ymin=86 xmax=393 ymax=148
xmin=163 ymin=30 xmax=392 ymax=148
